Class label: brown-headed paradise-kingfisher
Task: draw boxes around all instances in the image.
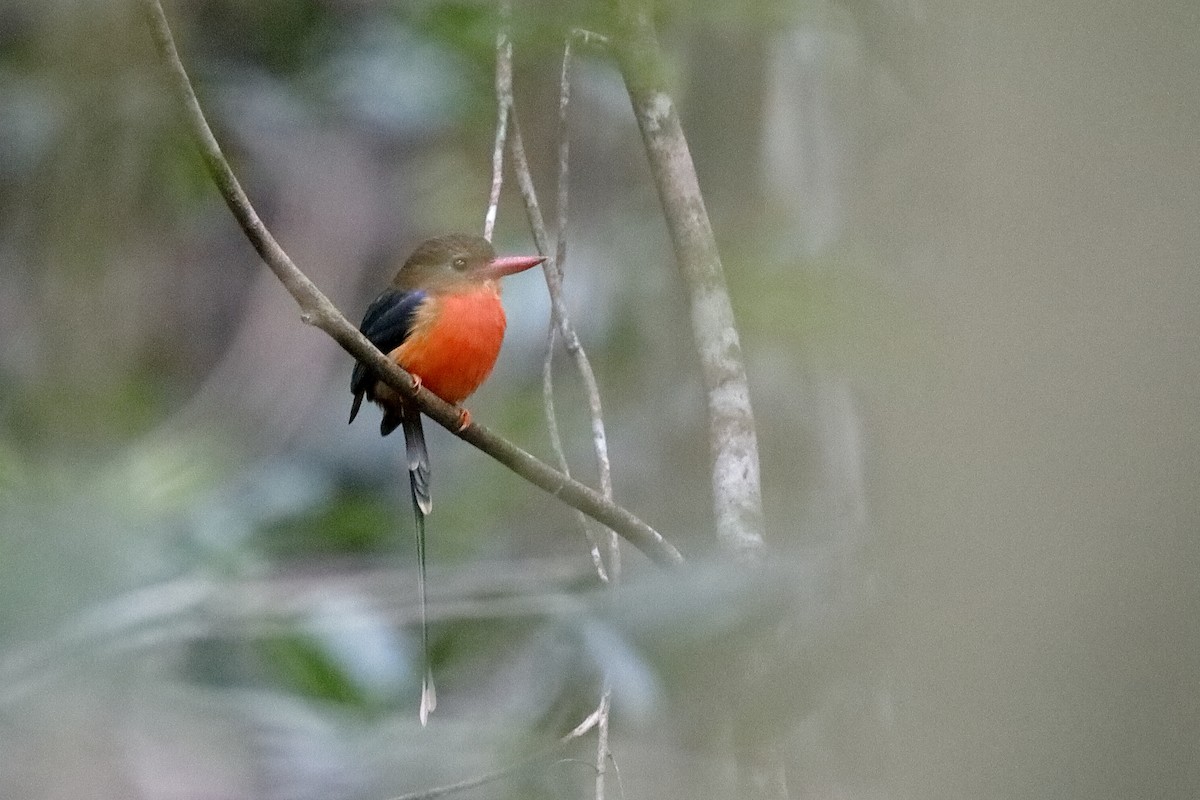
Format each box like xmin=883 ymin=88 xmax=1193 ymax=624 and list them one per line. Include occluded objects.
xmin=349 ymin=233 xmax=545 ymax=724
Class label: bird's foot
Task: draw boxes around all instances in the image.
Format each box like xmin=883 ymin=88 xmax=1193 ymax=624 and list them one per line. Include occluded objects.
xmin=454 ymin=407 xmax=471 ymax=432
xmin=409 ymin=374 xmax=423 ymax=393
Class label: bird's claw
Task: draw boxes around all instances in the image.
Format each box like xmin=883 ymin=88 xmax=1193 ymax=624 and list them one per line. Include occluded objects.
xmin=455 ymin=407 xmax=471 ymax=432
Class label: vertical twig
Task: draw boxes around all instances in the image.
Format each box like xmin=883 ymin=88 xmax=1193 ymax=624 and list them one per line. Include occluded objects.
xmin=593 ymin=685 xmax=613 ymax=800
xmin=499 ymin=24 xmax=620 ymax=584
xmin=541 ymin=326 xmax=609 ymax=579
xmin=484 ymin=10 xmax=512 ymax=243
xmin=543 ymin=34 xmax=607 ymax=578
xmin=557 ymin=34 xmax=620 ymax=582
xmin=490 ymin=7 xmax=602 ymax=576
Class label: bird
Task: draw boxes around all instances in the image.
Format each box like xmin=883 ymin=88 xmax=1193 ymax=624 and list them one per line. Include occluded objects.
xmin=349 ymin=233 xmax=545 ymax=724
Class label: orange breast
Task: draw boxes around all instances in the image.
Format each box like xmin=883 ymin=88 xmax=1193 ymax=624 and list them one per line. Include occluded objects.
xmin=387 ymin=285 xmax=508 ymax=405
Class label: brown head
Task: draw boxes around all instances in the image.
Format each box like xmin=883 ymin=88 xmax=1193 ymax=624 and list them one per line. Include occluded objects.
xmin=390 ymin=233 xmax=545 ymax=293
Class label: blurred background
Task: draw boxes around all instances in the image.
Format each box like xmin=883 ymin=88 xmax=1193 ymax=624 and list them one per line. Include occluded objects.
xmin=1 ymin=0 xmax=1198 ymax=798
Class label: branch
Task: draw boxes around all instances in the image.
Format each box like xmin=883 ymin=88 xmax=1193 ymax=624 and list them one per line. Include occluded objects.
xmin=610 ymin=0 xmax=766 ymax=560
xmin=483 ymin=15 xmax=512 ymax=243
xmin=556 ymin=34 xmax=621 ymax=582
xmin=489 ymin=14 xmax=608 ymax=574
xmin=140 ymin=0 xmax=681 ymax=569
xmin=592 ymin=685 xmax=614 ymax=800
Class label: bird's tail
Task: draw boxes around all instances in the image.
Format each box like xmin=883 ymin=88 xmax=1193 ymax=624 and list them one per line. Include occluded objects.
xmin=409 ymin=477 xmax=437 ymax=725
xmin=402 ymin=410 xmax=432 ymax=515
xmin=402 ymin=407 xmax=436 ymax=725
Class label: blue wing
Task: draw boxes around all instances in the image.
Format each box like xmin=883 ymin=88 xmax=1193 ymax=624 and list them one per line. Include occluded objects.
xmin=349 ymin=288 xmax=427 ymax=425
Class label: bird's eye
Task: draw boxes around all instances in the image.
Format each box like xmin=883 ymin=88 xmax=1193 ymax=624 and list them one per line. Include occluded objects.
xmin=452 ymin=257 xmax=468 ymax=271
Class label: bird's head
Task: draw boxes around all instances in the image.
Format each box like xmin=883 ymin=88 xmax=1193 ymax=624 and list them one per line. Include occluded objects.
xmin=391 ymin=233 xmax=545 ymax=293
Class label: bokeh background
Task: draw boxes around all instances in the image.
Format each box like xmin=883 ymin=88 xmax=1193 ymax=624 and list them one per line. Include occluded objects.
xmin=2 ymin=1 xmax=1198 ymax=798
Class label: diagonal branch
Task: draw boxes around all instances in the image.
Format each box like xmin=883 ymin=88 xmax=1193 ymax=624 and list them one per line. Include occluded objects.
xmin=140 ymin=0 xmax=681 ymax=569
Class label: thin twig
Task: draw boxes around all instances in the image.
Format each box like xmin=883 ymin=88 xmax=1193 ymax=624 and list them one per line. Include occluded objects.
xmin=541 ymin=328 xmax=609 ymax=579
xmin=483 ymin=11 xmax=512 ymax=242
xmin=508 ymin=105 xmax=622 ymax=573
xmin=547 ymin=38 xmax=608 ymax=578
xmin=494 ymin=22 xmax=619 ymax=582
xmin=553 ymin=37 xmax=574 ymax=289
xmin=608 ymin=744 xmax=628 ymax=800
xmin=593 ymin=685 xmax=613 ymax=800
xmin=487 ymin=6 xmax=607 ymax=575
xmin=549 ymin=41 xmax=616 ymax=510
xmin=140 ymin=0 xmax=681 ymax=568
xmin=559 ymin=32 xmax=621 ymax=582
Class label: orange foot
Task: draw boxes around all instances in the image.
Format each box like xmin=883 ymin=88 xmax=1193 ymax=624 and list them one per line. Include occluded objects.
xmin=454 ymin=407 xmax=472 ymax=432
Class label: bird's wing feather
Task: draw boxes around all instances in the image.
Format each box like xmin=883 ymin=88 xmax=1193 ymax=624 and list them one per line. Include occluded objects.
xmin=349 ymin=288 xmax=428 ymax=412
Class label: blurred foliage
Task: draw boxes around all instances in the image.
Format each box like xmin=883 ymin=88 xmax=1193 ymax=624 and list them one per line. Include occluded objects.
xmin=192 ymin=0 xmax=335 ymax=76
xmin=408 ymin=0 xmax=501 ymax=73
xmin=256 ymin=483 xmax=401 ymax=558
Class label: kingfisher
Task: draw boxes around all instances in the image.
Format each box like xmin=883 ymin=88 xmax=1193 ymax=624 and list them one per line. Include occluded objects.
xmin=349 ymin=233 xmax=545 ymax=724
